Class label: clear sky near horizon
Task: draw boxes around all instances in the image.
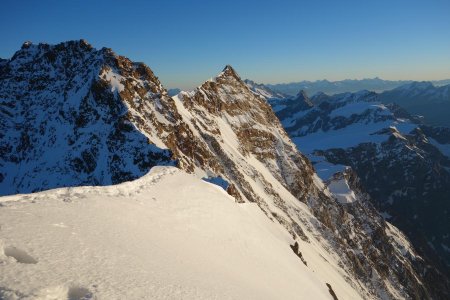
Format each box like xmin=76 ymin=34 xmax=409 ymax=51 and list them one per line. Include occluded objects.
xmin=1 ymin=0 xmax=449 ymax=90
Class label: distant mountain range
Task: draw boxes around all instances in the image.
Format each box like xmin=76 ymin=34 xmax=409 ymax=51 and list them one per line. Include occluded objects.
xmin=246 ymin=79 xmax=450 ymax=128
xmin=264 ymin=78 xmax=450 ymax=96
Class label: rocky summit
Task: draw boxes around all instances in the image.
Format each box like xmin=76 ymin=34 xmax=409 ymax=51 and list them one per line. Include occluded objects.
xmin=1 ymin=40 xmax=449 ymax=299
xmin=0 ymin=40 xmax=173 ymax=195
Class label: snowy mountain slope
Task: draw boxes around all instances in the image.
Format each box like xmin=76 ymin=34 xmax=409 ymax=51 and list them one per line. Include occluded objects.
xmin=243 ymin=79 xmax=288 ymax=100
xmin=0 ymin=167 xmax=440 ymax=300
xmin=379 ymin=82 xmax=450 ymax=127
xmin=171 ymin=68 xmax=449 ymax=299
xmin=0 ymin=166 xmax=353 ymax=300
xmin=270 ymin=89 xmax=450 ymax=277
xmin=384 ymin=81 xmax=450 ymax=101
xmin=1 ymin=41 xmax=448 ymax=299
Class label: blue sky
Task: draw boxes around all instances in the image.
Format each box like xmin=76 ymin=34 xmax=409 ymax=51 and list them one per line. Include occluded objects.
xmin=1 ymin=0 xmax=449 ymax=89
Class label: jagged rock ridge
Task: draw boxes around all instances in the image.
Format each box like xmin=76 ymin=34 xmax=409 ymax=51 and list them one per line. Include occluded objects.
xmin=0 ymin=40 xmax=173 ymax=194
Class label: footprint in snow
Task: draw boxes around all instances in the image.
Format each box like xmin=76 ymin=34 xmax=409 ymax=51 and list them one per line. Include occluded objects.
xmin=0 ymin=286 xmax=27 ymax=299
xmin=30 ymin=285 xmax=93 ymax=300
xmin=3 ymin=246 xmax=38 ymax=264
xmin=68 ymin=286 xmax=93 ymax=300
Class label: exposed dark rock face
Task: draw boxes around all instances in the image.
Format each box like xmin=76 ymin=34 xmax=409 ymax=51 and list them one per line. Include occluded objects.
xmin=1 ymin=41 xmax=449 ymax=299
xmin=326 ymin=283 xmax=339 ymax=300
xmin=290 ymin=241 xmax=308 ymax=266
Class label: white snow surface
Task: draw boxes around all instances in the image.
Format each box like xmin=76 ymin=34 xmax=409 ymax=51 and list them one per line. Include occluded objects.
xmin=330 ymin=102 xmax=390 ymax=118
xmin=291 ymin=103 xmax=418 ymax=154
xmin=327 ymin=178 xmax=357 ymax=203
xmin=293 ymin=122 xmax=389 ymax=153
xmin=0 ymin=166 xmax=350 ymax=300
xmin=101 ymin=68 xmax=125 ymax=93
xmin=310 ymin=155 xmax=347 ymax=181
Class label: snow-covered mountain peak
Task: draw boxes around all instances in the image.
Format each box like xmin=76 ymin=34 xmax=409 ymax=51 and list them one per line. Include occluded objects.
xmin=222 ymin=64 xmax=236 ymax=73
xmin=187 ymin=66 xmax=277 ymax=116
xmin=11 ymin=39 xmax=96 ymax=63
xmin=0 ymin=40 xmax=174 ymax=195
xmin=20 ymin=40 xmax=33 ymax=49
xmin=214 ymin=64 xmax=241 ymax=82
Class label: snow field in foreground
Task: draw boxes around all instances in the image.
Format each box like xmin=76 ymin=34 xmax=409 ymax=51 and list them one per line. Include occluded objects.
xmin=0 ymin=166 xmax=338 ymax=300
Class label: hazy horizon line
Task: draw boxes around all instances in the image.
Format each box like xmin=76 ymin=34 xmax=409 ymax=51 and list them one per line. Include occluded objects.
xmin=1 ymin=40 xmax=449 ymax=91
xmin=168 ymin=76 xmax=450 ymax=91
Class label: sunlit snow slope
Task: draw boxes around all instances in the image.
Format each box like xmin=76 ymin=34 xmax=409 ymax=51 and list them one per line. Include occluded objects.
xmin=1 ymin=166 xmax=347 ymax=300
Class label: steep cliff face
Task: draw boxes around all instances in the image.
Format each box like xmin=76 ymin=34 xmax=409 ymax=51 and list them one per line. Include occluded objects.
xmin=1 ymin=41 xmax=449 ymax=299
xmin=0 ymin=40 xmax=173 ymax=195
xmin=175 ymin=66 xmax=317 ymax=206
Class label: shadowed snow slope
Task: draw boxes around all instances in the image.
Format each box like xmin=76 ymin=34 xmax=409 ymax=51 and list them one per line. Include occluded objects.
xmin=0 ymin=166 xmax=347 ymax=300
